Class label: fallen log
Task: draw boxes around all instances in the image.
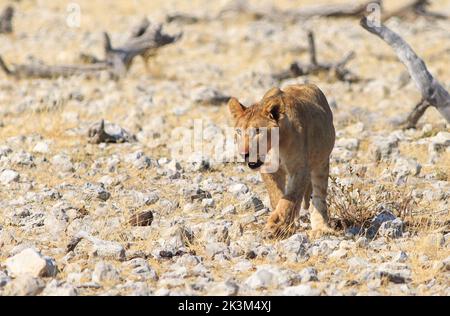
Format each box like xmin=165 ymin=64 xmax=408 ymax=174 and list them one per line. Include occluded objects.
xmin=273 ymin=31 xmax=359 ymax=83
xmin=0 ymin=55 xmax=108 ymax=79
xmin=0 ymin=5 xmax=13 ymax=34
xmin=360 ymin=17 xmax=450 ymax=128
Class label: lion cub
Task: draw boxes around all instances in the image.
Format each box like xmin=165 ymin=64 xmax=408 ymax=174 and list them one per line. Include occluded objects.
xmin=228 ymin=84 xmax=335 ymax=238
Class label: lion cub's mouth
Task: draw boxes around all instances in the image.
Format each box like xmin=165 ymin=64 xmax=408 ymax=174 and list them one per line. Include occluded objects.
xmin=248 ymin=160 xmax=264 ymax=169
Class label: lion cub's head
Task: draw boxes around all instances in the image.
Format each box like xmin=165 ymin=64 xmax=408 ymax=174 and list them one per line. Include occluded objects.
xmin=228 ymin=87 xmax=285 ymax=170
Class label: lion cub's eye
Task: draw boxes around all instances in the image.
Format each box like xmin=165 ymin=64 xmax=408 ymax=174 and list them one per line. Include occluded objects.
xmin=236 ymin=129 xmax=242 ymax=136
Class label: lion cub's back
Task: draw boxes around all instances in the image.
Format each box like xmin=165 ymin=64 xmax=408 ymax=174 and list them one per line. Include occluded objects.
xmin=283 ymin=84 xmax=335 ymax=161
xmin=283 ymin=84 xmax=332 ymax=116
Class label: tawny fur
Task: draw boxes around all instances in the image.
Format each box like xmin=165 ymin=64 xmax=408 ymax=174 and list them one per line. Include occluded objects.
xmin=228 ymin=84 xmax=335 ymax=238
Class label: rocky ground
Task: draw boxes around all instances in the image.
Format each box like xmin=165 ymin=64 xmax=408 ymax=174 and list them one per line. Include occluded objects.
xmin=0 ymin=0 xmax=449 ymax=296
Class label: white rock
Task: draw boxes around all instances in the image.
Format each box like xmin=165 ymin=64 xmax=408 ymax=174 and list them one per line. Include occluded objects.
xmin=42 ymin=279 xmax=77 ymax=296
xmin=190 ymin=86 xmax=229 ymax=105
xmin=124 ymin=151 xmax=153 ymax=169
xmin=3 ymin=275 xmax=45 ymax=296
xmin=92 ymin=262 xmax=120 ymax=283
xmin=366 ymin=210 xmax=398 ymax=239
xmin=378 ymin=218 xmax=403 ymax=238
xmin=442 ymin=256 xmax=450 ymax=271
xmin=282 ymin=284 xmax=320 ymax=296
xmin=233 ymin=259 xmax=253 ymax=272
xmin=92 ymin=240 xmax=125 ymax=261
xmin=335 ymin=138 xmax=359 ymax=151
xmin=124 ymin=258 xmax=158 ymax=281
xmin=355 ymin=237 xmax=369 ymax=248
xmin=5 ymin=248 xmax=57 ymax=277
xmin=0 ymin=169 xmax=20 ymax=184
xmin=371 ymin=134 xmax=399 ymax=161
xmin=209 ymin=280 xmax=239 ymax=296
xmin=0 ymin=270 xmax=11 ymax=287
xmin=245 ymin=266 xmax=293 ymax=289
xmin=222 ymin=205 xmax=236 ymax=215
xmin=393 ymin=157 xmax=421 ymax=183
xmin=348 ymin=257 xmax=368 ymax=268
xmin=51 ymin=154 xmax=74 ymax=172
xmin=0 ymin=145 xmax=12 ymax=157
xmin=202 ymin=198 xmax=215 ymax=207
xmin=32 ymin=141 xmax=50 ymax=154
xmin=329 ymin=248 xmax=348 ymax=259
xmin=428 ymin=131 xmax=450 ymax=152
xmin=228 ymin=183 xmax=249 ymax=195
xmin=299 ymin=267 xmax=318 ymax=282
xmin=423 ymin=233 xmax=445 ymax=248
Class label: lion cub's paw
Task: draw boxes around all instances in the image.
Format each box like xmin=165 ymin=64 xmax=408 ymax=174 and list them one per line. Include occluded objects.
xmin=309 ymin=224 xmax=337 ymax=239
xmin=264 ymin=212 xmax=296 ymax=239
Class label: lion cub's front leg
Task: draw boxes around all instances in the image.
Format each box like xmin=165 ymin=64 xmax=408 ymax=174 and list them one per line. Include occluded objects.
xmin=309 ymin=162 xmax=335 ymax=238
xmin=265 ymin=171 xmax=309 ymax=238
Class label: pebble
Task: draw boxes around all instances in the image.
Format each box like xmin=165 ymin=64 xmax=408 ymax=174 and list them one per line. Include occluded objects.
xmin=0 ymin=169 xmax=20 ymax=184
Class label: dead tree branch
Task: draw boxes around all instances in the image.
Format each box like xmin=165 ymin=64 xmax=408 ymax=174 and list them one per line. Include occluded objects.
xmin=404 ymin=99 xmax=431 ymax=129
xmin=273 ymin=31 xmax=359 ymax=83
xmin=382 ymin=0 xmax=447 ymax=22
xmin=167 ymin=0 xmax=382 ymax=25
xmin=219 ymin=0 xmax=383 ymax=21
xmin=0 ymin=18 xmax=181 ymax=79
xmin=280 ymin=0 xmax=381 ymax=21
xmin=0 ymin=5 xmax=13 ymax=34
xmin=88 ymin=120 xmax=136 ymax=144
xmin=361 ymin=17 xmax=450 ymax=127
xmin=88 ymin=120 xmax=119 ymax=144
xmin=85 ymin=18 xmax=182 ymax=77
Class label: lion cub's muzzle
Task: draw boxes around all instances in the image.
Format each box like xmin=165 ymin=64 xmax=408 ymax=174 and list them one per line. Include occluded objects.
xmin=244 ymin=153 xmax=264 ymax=170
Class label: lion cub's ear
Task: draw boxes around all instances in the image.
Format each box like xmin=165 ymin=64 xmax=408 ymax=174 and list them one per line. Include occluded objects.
xmin=263 ymin=100 xmax=284 ymax=122
xmin=262 ymin=87 xmax=283 ymax=100
xmin=228 ymin=97 xmax=246 ymax=120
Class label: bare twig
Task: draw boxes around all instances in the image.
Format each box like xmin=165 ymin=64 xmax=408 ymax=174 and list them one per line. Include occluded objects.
xmin=382 ymin=0 xmax=447 ymax=22
xmin=0 ymin=5 xmax=13 ymax=34
xmin=361 ymin=17 xmax=450 ymax=127
xmin=308 ymin=31 xmax=318 ymax=66
xmin=273 ymin=31 xmax=359 ymax=83
xmin=404 ymin=99 xmax=431 ymax=129
xmin=128 ymin=210 xmax=154 ymax=227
